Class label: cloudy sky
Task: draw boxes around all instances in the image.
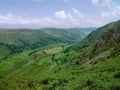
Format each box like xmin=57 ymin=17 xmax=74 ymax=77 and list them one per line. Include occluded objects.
xmin=0 ymin=0 xmax=120 ymax=28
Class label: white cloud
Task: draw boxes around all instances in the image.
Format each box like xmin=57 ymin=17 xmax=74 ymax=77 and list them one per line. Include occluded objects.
xmin=92 ymin=0 xmax=120 ymax=19
xmin=42 ymin=17 xmax=59 ymax=26
xmin=87 ymin=19 xmax=103 ymax=26
xmin=72 ymin=8 xmax=84 ymax=18
xmin=91 ymin=0 xmax=113 ymax=8
xmin=91 ymin=0 xmax=99 ymax=5
xmin=0 ymin=11 xmax=106 ymax=28
xmin=0 ymin=5 xmax=119 ymax=28
xmin=54 ymin=10 xmax=78 ymax=27
xmin=0 ymin=13 xmax=41 ymax=25
xmin=101 ymin=12 xmax=111 ymax=18
xmin=101 ymin=6 xmax=120 ymax=18
xmin=55 ymin=10 xmax=67 ymax=19
xmin=55 ymin=10 xmax=77 ymax=21
xmin=91 ymin=0 xmax=120 ymax=26
xmin=0 ymin=13 xmax=60 ymax=28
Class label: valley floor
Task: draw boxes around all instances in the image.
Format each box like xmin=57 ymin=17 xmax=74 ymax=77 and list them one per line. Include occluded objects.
xmin=0 ymin=44 xmax=120 ymax=90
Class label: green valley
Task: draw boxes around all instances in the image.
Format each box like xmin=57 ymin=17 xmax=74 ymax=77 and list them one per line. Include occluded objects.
xmin=0 ymin=28 xmax=90 ymax=61
xmin=0 ymin=20 xmax=120 ymax=90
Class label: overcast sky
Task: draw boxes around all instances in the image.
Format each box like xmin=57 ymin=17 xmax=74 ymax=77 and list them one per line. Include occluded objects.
xmin=0 ymin=0 xmax=120 ymax=28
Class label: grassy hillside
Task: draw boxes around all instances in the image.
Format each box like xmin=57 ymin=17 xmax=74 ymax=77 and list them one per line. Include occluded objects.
xmin=0 ymin=20 xmax=120 ymax=90
xmin=67 ymin=20 xmax=119 ymax=52
xmin=0 ymin=28 xmax=88 ymax=45
xmin=0 ymin=48 xmax=120 ymax=90
xmin=0 ymin=28 xmax=88 ymax=60
xmin=77 ymin=20 xmax=120 ymax=64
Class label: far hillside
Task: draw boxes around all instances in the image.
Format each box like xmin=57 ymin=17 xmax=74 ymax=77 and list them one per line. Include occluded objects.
xmin=0 ymin=28 xmax=94 ymax=60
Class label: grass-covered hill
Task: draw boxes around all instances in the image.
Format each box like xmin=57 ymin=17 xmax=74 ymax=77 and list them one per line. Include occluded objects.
xmin=77 ymin=20 xmax=120 ymax=64
xmin=67 ymin=20 xmax=119 ymax=52
xmin=0 ymin=28 xmax=86 ymax=45
xmin=0 ymin=28 xmax=90 ymax=60
xmin=0 ymin=21 xmax=120 ymax=90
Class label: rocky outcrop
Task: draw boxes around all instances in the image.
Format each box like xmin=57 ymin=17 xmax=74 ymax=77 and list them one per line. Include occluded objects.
xmin=79 ymin=20 xmax=120 ymax=65
xmin=92 ymin=22 xmax=120 ymax=58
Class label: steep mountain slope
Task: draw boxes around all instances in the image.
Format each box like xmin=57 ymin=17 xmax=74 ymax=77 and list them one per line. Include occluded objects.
xmin=67 ymin=21 xmax=118 ymax=52
xmin=0 ymin=28 xmax=88 ymax=59
xmin=78 ymin=20 xmax=120 ymax=65
xmin=91 ymin=24 xmax=120 ymax=58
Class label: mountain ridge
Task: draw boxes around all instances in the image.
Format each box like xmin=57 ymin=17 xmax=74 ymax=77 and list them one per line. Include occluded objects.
xmin=0 ymin=28 xmax=93 ymax=60
xmin=77 ymin=20 xmax=120 ymax=66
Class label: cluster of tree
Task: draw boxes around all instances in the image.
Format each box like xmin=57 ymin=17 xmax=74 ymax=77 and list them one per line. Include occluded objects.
xmin=0 ymin=42 xmax=23 ymax=54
